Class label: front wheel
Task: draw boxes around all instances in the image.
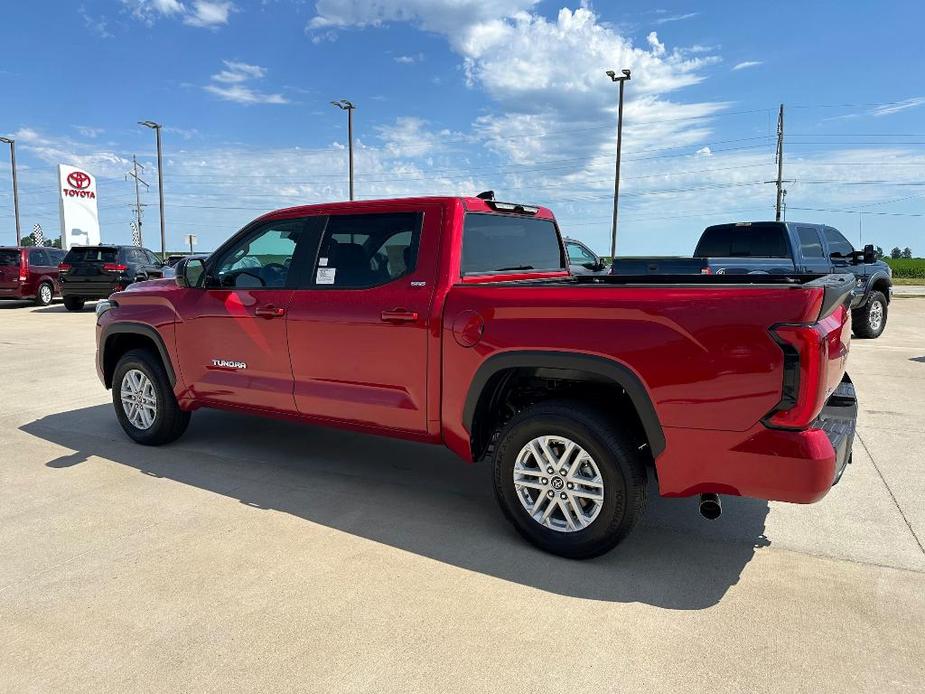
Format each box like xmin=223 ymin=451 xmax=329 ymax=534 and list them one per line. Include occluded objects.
xmin=853 ymin=290 xmax=888 ymax=339
xmin=63 ymin=296 xmax=85 ymax=311
xmin=492 ymin=400 xmax=647 ymax=559
xmin=113 ymin=348 xmax=190 ymax=445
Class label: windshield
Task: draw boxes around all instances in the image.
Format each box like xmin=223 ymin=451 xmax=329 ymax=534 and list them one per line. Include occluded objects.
xmin=695 ymin=223 xmax=789 ymax=258
xmin=462 ymin=214 xmax=564 ymax=274
xmin=0 ymin=249 xmax=21 ymax=266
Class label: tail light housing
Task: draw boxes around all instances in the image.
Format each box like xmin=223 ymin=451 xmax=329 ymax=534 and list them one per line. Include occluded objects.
xmin=18 ymin=253 xmax=28 ymax=282
xmin=102 ymin=263 xmax=128 ymax=272
xmin=58 ymin=262 xmax=71 ymax=272
xmin=765 ymin=305 xmax=848 ymax=430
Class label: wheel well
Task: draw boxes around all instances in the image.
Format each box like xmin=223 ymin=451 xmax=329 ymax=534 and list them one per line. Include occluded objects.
xmin=103 ymin=333 xmax=164 ymax=389
xmin=871 ymin=278 xmax=891 ymax=304
xmin=469 ymin=366 xmax=654 ymax=465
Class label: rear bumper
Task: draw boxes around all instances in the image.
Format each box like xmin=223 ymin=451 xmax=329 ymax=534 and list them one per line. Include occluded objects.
xmin=61 ymin=280 xmax=123 ymax=299
xmin=0 ymin=287 xmax=29 ymax=299
xmin=656 ymin=374 xmax=857 ymax=503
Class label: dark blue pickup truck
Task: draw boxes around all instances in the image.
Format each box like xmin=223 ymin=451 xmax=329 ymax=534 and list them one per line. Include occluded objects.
xmin=610 ymin=221 xmax=893 ymax=338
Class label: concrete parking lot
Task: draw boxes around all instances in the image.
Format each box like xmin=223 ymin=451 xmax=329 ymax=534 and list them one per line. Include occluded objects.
xmin=1 ymin=297 xmax=923 ymax=692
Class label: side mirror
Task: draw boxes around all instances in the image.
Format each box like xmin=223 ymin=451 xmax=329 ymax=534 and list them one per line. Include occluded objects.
xmin=176 ymin=257 xmax=206 ymax=288
xmin=863 ymin=244 xmax=876 ymax=264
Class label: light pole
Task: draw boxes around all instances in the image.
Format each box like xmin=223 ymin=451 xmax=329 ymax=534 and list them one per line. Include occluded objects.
xmin=0 ymin=136 xmax=21 ymax=245
xmin=139 ymin=121 xmax=166 ymax=256
xmin=331 ymin=99 xmax=356 ymax=200
xmin=605 ymin=69 xmax=630 ymax=259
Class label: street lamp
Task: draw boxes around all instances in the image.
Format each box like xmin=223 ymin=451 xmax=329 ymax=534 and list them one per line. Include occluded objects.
xmin=0 ymin=136 xmax=21 ymax=245
xmin=330 ymin=99 xmax=356 ymax=201
xmin=605 ymin=68 xmax=631 ymax=259
xmin=138 ymin=121 xmax=166 ymax=256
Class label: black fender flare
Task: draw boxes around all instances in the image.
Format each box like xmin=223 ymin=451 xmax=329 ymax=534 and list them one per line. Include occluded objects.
xmin=463 ymin=350 xmax=665 ymax=458
xmin=856 ymin=271 xmax=893 ymax=307
xmin=99 ymin=321 xmax=176 ymax=387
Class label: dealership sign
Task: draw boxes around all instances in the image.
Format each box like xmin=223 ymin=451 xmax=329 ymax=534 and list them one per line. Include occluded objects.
xmin=58 ymin=164 xmax=101 ymax=250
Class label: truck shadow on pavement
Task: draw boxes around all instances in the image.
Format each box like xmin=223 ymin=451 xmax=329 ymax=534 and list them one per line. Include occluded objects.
xmin=23 ymin=405 xmax=770 ymax=610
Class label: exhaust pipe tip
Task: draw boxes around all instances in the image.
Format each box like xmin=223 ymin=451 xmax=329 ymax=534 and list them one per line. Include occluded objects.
xmin=699 ymin=493 xmax=722 ymax=520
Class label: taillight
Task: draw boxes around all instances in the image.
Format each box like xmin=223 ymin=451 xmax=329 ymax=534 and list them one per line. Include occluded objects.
xmin=765 ymin=323 xmax=829 ymax=430
xmin=58 ymin=262 xmax=71 ymax=272
xmin=103 ymin=263 xmax=128 ymax=272
xmin=19 ymin=254 xmax=28 ymax=282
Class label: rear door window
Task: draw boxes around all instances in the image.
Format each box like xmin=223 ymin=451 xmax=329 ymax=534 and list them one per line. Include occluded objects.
xmin=796 ymin=226 xmax=824 ymax=259
xmin=312 ymin=213 xmax=422 ymax=289
xmin=30 ymin=249 xmax=50 ymax=266
xmin=462 ymin=214 xmax=564 ymax=274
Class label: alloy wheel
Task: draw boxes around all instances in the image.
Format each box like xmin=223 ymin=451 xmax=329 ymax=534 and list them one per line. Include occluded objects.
xmin=512 ymin=435 xmax=605 ymax=532
xmin=120 ymin=369 xmax=157 ymax=430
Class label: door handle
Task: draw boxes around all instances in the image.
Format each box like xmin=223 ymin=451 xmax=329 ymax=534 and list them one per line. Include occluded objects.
xmin=380 ymin=309 xmax=418 ymax=323
xmin=255 ymin=305 xmax=286 ymax=318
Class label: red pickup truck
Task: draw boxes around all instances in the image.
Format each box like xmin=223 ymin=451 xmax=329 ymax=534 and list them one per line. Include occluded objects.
xmin=95 ymin=195 xmax=857 ymax=558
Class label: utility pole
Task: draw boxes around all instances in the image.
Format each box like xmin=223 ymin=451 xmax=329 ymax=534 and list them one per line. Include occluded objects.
xmin=126 ymin=156 xmax=149 ymax=246
xmin=331 ymin=100 xmax=356 ymax=200
xmin=775 ymin=104 xmax=784 ymax=221
xmin=605 ymin=69 xmax=631 ymax=259
xmin=0 ymin=136 xmax=21 ymax=245
xmin=139 ymin=121 xmax=166 ymax=257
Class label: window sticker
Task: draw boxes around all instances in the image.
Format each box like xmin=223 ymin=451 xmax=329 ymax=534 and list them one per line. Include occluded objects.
xmin=318 ymin=257 xmax=328 ymax=266
xmin=316 ymin=267 xmax=336 ymax=285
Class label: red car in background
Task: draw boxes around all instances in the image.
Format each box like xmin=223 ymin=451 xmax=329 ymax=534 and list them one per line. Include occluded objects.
xmin=0 ymin=246 xmax=66 ymax=306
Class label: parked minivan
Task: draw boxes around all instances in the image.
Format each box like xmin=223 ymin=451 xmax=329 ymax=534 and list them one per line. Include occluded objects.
xmin=0 ymin=246 xmax=66 ymax=306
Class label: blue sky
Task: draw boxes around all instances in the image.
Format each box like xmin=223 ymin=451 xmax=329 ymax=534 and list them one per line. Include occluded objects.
xmin=1 ymin=0 xmax=924 ymax=254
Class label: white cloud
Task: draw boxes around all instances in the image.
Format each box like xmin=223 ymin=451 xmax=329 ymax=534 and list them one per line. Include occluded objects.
xmin=122 ymin=0 xmax=233 ymax=28
xmin=655 ymin=12 xmax=699 ymax=25
xmin=212 ymin=60 xmax=267 ymax=83
xmin=74 ymin=125 xmax=105 ymax=139
xmin=732 ymin=60 xmax=763 ymax=71
xmin=204 ymin=60 xmax=288 ymax=104
xmin=184 ymin=1 xmax=234 ymax=27
xmin=872 ymin=97 xmax=925 ymax=117
xmin=394 ymin=53 xmax=424 ymax=64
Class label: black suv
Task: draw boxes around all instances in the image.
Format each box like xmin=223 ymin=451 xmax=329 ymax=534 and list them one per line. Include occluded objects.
xmin=59 ymin=245 xmax=168 ymax=311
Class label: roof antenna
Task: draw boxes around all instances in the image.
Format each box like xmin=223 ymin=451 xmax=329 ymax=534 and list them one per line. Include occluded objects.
xmin=476 ymin=190 xmax=495 ymax=200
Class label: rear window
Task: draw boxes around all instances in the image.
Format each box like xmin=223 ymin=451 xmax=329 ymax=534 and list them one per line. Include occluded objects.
xmin=462 ymin=214 xmax=564 ymax=274
xmin=63 ymin=247 xmax=119 ymax=263
xmin=0 ymin=249 xmax=21 ymax=266
xmin=695 ymin=223 xmax=789 ymax=258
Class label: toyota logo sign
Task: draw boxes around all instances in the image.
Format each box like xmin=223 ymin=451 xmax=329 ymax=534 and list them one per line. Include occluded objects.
xmin=67 ymin=171 xmax=92 ymax=189
xmin=62 ymin=169 xmax=96 ymax=199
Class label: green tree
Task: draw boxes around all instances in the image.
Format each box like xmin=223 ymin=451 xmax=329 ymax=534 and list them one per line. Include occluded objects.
xmin=901 ymin=247 xmax=913 ymax=259
xmin=20 ymin=234 xmax=35 ymax=247
xmin=874 ymin=245 xmax=884 ymax=259
xmin=890 ymin=247 xmax=902 ymax=259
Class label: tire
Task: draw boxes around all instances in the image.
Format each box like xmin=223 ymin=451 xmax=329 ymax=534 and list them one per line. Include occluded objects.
xmin=63 ymin=296 xmax=85 ymax=312
xmin=34 ymin=282 xmax=53 ymax=306
xmin=112 ymin=348 xmax=191 ymax=446
xmin=492 ymin=400 xmax=647 ymax=559
xmin=852 ymin=290 xmax=887 ymax=339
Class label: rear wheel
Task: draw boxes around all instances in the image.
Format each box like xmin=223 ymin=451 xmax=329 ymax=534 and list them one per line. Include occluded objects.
xmin=853 ymin=290 xmax=887 ymax=339
xmin=113 ymin=348 xmax=190 ymax=445
xmin=63 ymin=296 xmax=85 ymax=311
xmin=34 ymin=282 xmax=53 ymax=306
xmin=492 ymin=400 xmax=647 ymax=559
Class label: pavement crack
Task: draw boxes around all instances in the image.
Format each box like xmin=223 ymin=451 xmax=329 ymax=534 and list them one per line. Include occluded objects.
xmin=856 ymin=431 xmax=925 ymax=556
